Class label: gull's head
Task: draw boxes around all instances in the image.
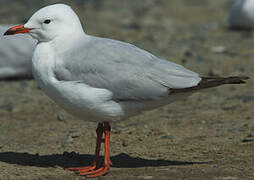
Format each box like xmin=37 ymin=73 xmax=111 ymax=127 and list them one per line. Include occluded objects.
xmin=4 ymin=4 xmax=84 ymax=42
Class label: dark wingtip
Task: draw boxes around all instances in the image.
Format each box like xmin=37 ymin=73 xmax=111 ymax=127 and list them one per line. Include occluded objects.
xmin=170 ymin=76 xmax=250 ymax=94
xmin=202 ymin=76 xmax=250 ymax=84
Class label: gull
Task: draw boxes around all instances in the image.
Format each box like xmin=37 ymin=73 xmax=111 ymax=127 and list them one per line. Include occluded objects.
xmin=4 ymin=4 xmax=249 ymax=177
xmin=0 ymin=25 xmax=35 ymax=79
xmin=228 ymin=0 xmax=254 ymax=29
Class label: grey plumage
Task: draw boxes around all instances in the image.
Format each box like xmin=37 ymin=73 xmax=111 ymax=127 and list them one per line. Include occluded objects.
xmin=55 ymin=36 xmax=201 ymax=101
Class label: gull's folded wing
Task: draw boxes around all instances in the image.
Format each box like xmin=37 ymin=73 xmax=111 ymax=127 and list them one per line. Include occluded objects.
xmin=55 ymin=36 xmax=201 ymax=101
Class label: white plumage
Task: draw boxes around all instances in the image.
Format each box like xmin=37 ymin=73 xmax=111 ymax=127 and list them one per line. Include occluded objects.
xmin=21 ymin=4 xmax=201 ymax=122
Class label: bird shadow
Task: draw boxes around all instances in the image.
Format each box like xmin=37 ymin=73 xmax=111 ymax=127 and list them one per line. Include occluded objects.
xmin=0 ymin=151 xmax=211 ymax=169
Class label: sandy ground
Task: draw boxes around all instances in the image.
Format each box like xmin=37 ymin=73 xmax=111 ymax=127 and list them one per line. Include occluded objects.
xmin=0 ymin=0 xmax=253 ymax=179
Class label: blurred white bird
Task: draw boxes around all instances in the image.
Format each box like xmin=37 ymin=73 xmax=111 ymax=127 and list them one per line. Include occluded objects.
xmin=0 ymin=25 xmax=35 ymax=79
xmin=228 ymin=0 xmax=254 ymax=29
xmin=4 ymin=4 xmax=249 ymax=177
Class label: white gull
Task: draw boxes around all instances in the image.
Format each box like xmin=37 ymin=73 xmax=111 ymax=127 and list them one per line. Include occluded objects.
xmin=4 ymin=4 xmax=249 ymax=177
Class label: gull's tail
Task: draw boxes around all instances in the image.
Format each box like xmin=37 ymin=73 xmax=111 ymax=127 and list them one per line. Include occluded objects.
xmin=170 ymin=76 xmax=249 ymax=94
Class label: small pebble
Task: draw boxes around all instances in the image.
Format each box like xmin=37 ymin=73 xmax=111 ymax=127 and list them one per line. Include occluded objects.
xmin=160 ymin=134 xmax=174 ymax=140
xmin=121 ymin=22 xmax=141 ymax=30
xmin=64 ymin=135 xmax=74 ymax=144
xmin=122 ymin=140 xmax=128 ymax=147
xmin=137 ymin=175 xmax=154 ymax=179
xmin=211 ymin=46 xmax=227 ymax=53
xmin=70 ymin=131 xmax=81 ymax=138
xmin=57 ymin=114 xmax=65 ymax=121
xmin=184 ymin=50 xmax=194 ymax=57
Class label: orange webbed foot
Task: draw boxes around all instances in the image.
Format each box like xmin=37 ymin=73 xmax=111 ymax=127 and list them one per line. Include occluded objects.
xmin=67 ymin=164 xmax=97 ymax=173
xmin=78 ymin=165 xmax=110 ymax=177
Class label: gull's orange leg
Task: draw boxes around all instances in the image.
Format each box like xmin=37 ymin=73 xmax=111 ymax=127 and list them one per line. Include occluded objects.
xmin=67 ymin=122 xmax=103 ymax=172
xmin=79 ymin=122 xmax=112 ymax=177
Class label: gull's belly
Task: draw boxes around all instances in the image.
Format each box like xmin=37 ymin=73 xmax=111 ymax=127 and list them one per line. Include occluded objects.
xmin=38 ymin=77 xmax=124 ymax=122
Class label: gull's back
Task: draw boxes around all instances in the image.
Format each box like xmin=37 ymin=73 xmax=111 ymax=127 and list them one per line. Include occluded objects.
xmin=54 ymin=35 xmax=201 ymax=102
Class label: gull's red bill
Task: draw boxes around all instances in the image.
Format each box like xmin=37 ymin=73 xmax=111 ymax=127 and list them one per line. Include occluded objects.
xmin=3 ymin=24 xmax=33 ymax=36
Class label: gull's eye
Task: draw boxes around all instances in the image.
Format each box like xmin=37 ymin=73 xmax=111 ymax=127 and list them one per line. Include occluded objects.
xmin=43 ymin=19 xmax=51 ymax=24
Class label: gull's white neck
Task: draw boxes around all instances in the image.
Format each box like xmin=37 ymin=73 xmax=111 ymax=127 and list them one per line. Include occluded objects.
xmin=32 ymin=41 xmax=56 ymax=90
xmin=32 ymin=33 xmax=87 ymax=90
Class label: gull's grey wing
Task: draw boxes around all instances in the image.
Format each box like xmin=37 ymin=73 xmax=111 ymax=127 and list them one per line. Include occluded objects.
xmin=54 ymin=36 xmax=201 ymax=100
